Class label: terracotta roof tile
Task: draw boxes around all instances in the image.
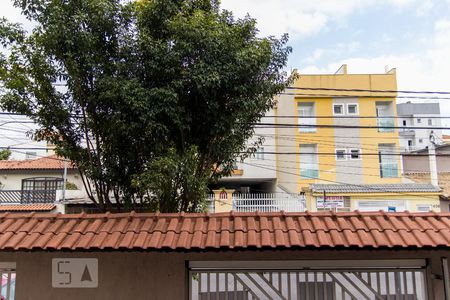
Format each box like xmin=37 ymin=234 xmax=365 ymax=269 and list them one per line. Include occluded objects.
xmin=0 ymin=204 xmax=56 ymax=212
xmin=0 ymin=155 xmax=75 ymax=170
xmin=0 ymin=211 xmax=448 ymax=251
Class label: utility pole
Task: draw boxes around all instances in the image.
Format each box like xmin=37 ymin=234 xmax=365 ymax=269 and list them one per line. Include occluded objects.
xmin=62 ymin=160 xmax=68 ymax=202
xmin=428 ymin=131 xmax=438 ymax=187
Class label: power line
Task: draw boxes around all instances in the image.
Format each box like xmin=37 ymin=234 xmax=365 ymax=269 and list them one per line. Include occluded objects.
xmin=241 ymin=162 xmax=441 ymax=202
xmin=239 ymin=151 xmax=449 ymax=157
xmin=254 ymin=123 xmax=450 ymax=130
xmin=256 ymin=133 xmax=404 ymax=141
xmin=279 ymin=91 xmax=450 ymax=100
xmin=262 ymin=115 xmax=448 ymax=119
xmin=284 ymin=86 xmax=450 ymax=95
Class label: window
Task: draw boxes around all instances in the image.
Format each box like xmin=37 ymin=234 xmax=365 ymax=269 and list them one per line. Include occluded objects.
xmin=297 ymin=102 xmax=316 ymax=133
xmin=335 ymin=149 xmax=347 ymax=161
xmin=349 ymin=149 xmax=361 ymax=160
xmin=379 ymin=144 xmax=398 ymax=178
xmin=416 ymin=204 xmax=431 ymax=212
xmin=417 ymin=118 xmax=422 ymax=123
xmin=346 ymin=103 xmax=359 ymax=115
xmin=402 ymin=120 xmax=407 ymax=126
xmin=428 ymin=119 xmax=432 ymax=126
xmin=0 ymin=263 xmax=16 ymax=300
xmin=333 ymin=104 xmax=344 ymax=115
xmin=419 ymin=139 xmax=423 ymax=143
xmin=255 ymin=148 xmax=264 ymax=160
xmin=376 ymin=103 xmax=395 ymax=132
xmin=358 ymin=200 xmax=406 ymax=212
xmin=21 ymin=177 xmax=63 ymax=204
xmin=300 ymin=144 xmax=318 ymax=179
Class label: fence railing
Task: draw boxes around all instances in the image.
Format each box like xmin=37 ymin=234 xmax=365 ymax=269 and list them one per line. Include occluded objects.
xmin=380 ymin=163 xmax=399 ymax=178
xmin=0 ymin=190 xmax=57 ymax=204
xmin=207 ymin=193 xmax=306 ymax=213
xmin=377 ymin=117 xmax=395 ymax=132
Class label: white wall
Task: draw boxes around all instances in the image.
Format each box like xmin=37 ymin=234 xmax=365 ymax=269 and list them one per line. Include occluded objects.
xmin=0 ymin=171 xmax=86 ymax=193
xmin=399 ymin=115 xmax=442 ymax=151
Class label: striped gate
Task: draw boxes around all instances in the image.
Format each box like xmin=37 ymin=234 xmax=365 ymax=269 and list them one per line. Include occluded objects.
xmin=189 ymin=261 xmax=428 ymax=300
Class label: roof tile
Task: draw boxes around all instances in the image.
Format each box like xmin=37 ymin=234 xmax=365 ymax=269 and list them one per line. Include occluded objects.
xmin=0 ymin=155 xmax=75 ymax=170
xmin=0 ymin=211 xmax=447 ymax=251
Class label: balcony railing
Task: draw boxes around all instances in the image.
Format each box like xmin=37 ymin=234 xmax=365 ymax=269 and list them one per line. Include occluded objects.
xmin=377 ymin=117 xmax=395 ymax=132
xmin=380 ymin=163 xmax=399 ymax=178
xmin=207 ymin=193 xmax=306 ymax=213
xmin=300 ymin=168 xmax=319 ymax=179
xmin=0 ymin=190 xmax=57 ymax=204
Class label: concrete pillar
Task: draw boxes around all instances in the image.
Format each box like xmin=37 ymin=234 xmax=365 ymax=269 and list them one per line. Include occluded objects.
xmin=212 ymin=189 xmax=234 ymax=212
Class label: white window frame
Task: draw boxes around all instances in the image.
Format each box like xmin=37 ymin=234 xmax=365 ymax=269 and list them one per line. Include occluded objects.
xmin=335 ymin=149 xmax=347 ymax=161
xmin=255 ymin=147 xmax=264 ymax=160
xmin=416 ymin=204 xmax=431 ymax=212
xmin=297 ymin=102 xmax=316 ymax=133
xmin=333 ymin=103 xmax=345 ymax=116
xmin=428 ymin=119 xmax=432 ymax=126
xmin=346 ymin=103 xmax=359 ymax=115
xmin=349 ymin=148 xmax=362 ymax=160
xmin=333 ymin=104 xmax=345 ymax=116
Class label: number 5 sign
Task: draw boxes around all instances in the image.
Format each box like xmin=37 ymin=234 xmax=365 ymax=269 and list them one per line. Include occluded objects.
xmin=52 ymin=258 xmax=98 ymax=288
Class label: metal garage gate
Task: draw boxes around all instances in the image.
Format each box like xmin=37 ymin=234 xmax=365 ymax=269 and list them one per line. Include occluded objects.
xmin=189 ymin=261 xmax=428 ymax=300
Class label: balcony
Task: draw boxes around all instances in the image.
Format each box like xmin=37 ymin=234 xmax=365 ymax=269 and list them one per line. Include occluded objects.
xmin=377 ymin=117 xmax=395 ymax=132
xmin=380 ymin=163 xmax=398 ymax=178
xmin=399 ymin=129 xmax=415 ymax=137
xmin=208 ymin=193 xmax=306 ymax=213
xmin=300 ymin=168 xmax=319 ymax=179
xmin=0 ymin=190 xmax=57 ymax=204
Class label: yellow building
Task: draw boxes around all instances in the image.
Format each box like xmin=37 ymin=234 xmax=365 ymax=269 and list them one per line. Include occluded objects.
xmin=276 ymin=65 xmax=441 ymax=212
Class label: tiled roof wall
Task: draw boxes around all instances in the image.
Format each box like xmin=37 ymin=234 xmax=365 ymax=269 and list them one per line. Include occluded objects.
xmin=0 ymin=155 xmax=75 ymax=170
xmin=0 ymin=211 xmax=448 ymax=251
xmin=0 ymin=204 xmax=56 ymax=212
xmin=310 ymin=183 xmax=441 ymax=194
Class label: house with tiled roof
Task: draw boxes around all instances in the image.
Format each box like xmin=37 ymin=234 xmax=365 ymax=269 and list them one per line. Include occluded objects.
xmin=0 ymin=155 xmax=87 ymax=212
xmin=0 ymin=211 xmax=448 ymax=299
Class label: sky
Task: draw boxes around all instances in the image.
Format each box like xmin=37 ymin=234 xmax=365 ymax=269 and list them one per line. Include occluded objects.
xmin=1 ymin=0 xmax=450 ymax=157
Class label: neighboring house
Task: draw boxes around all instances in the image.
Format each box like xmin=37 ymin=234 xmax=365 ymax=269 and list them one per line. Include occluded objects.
xmin=0 ymin=155 xmax=86 ymax=208
xmin=209 ymin=110 xmax=306 ymax=213
xmin=402 ymin=144 xmax=450 ymax=212
xmin=273 ymin=65 xmax=441 ymax=211
xmin=397 ymin=102 xmax=442 ymax=152
xmin=403 ymin=144 xmax=450 ymax=174
xmin=442 ymin=134 xmax=450 ymax=144
xmin=307 ymin=183 xmax=441 ymax=212
xmin=0 ymin=211 xmax=448 ymax=299
xmin=406 ymin=173 xmax=450 ymax=212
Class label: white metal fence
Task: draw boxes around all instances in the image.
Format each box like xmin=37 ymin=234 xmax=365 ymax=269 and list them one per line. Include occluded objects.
xmin=207 ymin=193 xmax=306 ymax=213
xmin=233 ymin=193 xmax=306 ymax=212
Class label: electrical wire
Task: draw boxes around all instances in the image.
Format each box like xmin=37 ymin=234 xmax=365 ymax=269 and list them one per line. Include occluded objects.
xmin=241 ymin=162 xmax=442 ymax=202
xmin=284 ymin=86 xmax=450 ymax=95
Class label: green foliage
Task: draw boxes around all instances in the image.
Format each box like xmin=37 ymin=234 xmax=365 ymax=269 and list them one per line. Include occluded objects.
xmin=0 ymin=0 xmax=292 ymax=212
xmin=65 ymin=181 xmax=79 ymax=190
xmin=0 ymin=149 xmax=11 ymax=160
xmin=132 ymin=146 xmax=209 ymax=212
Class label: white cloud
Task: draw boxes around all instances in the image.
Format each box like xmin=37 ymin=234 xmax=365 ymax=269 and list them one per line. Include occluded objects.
xmin=221 ymin=0 xmax=374 ymax=39
xmin=301 ymin=18 xmax=450 ymax=119
xmin=1 ymin=2 xmax=35 ymax=32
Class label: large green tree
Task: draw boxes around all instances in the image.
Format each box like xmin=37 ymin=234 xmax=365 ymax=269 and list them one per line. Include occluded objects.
xmin=0 ymin=0 xmax=292 ymax=212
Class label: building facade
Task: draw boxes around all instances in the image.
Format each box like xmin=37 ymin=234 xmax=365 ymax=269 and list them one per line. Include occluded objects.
xmin=275 ymin=65 xmax=442 ymax=212
xmin=397 ymin=102 xmax=442 ymax=152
